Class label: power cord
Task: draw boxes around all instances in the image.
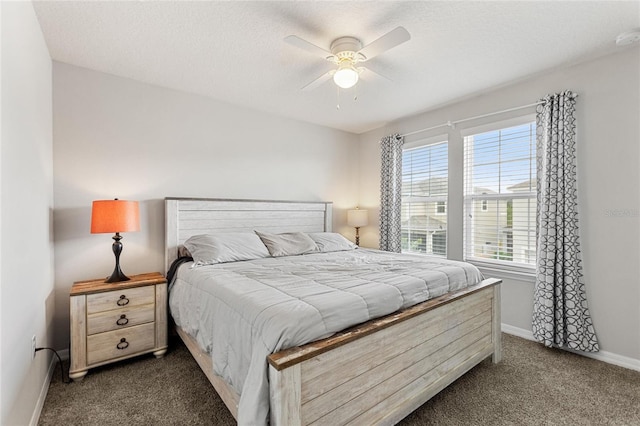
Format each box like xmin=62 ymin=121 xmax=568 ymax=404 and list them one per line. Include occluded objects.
xmin=35 ymin=347 xmax=70 ymax=384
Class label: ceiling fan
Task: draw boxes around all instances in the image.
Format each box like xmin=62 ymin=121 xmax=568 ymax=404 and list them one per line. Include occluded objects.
xmin=284 ymin=26 xmax=411 ymax=91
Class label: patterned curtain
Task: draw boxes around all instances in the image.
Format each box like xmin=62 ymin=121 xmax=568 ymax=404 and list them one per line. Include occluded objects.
xmin=532 ymin=91 xmax=599 ymax=352
xmin=379 ymin=134 xmax=404 ymax=252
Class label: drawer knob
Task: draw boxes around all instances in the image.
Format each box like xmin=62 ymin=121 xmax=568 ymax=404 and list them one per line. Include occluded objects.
xmin=116 ymin=338 xmax=129 ymax=350
xmin=116 ymin=314 xmax=129 ymax=326
xmin=117 ymin=295 xmax=129 ymax=306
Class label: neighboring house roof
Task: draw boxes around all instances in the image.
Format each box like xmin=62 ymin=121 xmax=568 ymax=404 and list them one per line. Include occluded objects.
xmin=402 ymin=177 xmax=448 ymax=197
xmin=507 ymin=178 xmax=536 ymax=192
xmin=402 ymin=215 xmax=447 ymax=232
xmin=473 ymin=186 xmax=497 ymax=195
xmin=404 ymin=177 xmax=535 ymax=196
xmin=404 ymin=177 xmax=502 ymax=196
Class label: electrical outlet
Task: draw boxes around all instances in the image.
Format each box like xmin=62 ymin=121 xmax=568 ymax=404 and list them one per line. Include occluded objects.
xmin=32 ymin=335 xmax=36 ymax=359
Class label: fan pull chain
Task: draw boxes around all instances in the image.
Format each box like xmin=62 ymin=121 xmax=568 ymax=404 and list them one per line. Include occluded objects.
xmin=336 ymin=86 xmax=360 ymax=109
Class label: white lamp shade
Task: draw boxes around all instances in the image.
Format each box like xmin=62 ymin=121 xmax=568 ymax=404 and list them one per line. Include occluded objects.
xmin=347 ymin=208 xmax=368 ymax=227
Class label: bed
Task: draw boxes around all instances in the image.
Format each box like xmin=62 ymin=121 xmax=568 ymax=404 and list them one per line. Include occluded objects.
xmin=165 ymin=197 xmax=502 ymax=425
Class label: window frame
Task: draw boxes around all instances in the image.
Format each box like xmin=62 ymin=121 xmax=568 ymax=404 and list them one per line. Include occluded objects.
xmin=460 ymin=115 xmax=537 ymax=275
xmin=400 ymin=135 xmax=449 ymax=257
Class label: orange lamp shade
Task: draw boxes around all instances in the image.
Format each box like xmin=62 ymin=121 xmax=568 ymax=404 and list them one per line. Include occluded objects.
xmin=91 ymin=200 xmax=140 ymax=234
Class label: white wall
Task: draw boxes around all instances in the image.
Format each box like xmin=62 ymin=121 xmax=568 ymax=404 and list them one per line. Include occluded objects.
xmin=358 ymin=47 xmax=640 ymax=364
xmin=52 ymin=63 xmax=360 ymax=350
xmin=1 ymin=2 xmax=4 ymax=418
xmin=1 ymin=2 xmax=54 ymax=424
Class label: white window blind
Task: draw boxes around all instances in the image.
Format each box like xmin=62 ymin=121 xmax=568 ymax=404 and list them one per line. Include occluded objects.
xmin=463 ymin=122 xmax=536 ymax=270
xmin=401 ymin=141 xmax=448 ymax=256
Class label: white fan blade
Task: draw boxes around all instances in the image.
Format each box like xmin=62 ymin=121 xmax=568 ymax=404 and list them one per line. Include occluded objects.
xmin=284 ymin=35 xmax=333 ymax=59
xmin=301 ymin=71 xmax=333 ymax=91
xmin=357 ymin=26 xmax=410 ymax=61
xmin=360 ymin=64 xmax=392 ymax=81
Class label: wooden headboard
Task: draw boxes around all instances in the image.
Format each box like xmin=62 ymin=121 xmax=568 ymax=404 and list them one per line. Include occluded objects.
xmin=164 ymin=197 xmax=333 ymax=272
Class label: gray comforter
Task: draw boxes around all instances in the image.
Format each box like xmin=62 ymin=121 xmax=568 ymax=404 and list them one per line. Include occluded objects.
xmin=169 ymin=249 xmax=483 ymax=425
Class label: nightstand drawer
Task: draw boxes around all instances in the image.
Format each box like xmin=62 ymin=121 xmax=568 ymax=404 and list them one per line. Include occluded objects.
xmin=87 ymin=286 xmax=154 ymax=314
xmin=87 ymin=304 xmax=155 ymax=335
xmin=87 ymin=322 xmax=156 ymax=365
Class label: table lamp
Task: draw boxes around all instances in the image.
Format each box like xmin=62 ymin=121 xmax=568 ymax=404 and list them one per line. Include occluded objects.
xmin=347 ymin=207 xmax=368 ymax=246
xmin=91 ymin=198 xmax=140 ymax=283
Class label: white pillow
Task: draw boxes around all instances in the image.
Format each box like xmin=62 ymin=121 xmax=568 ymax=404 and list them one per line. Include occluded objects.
xmin=183 ymin=233 xmax=270 ymax=266
xmin=307 ymin=232 xmax=357 ymax=252
xmin=254 ymin=231 xmax=318 ymax=257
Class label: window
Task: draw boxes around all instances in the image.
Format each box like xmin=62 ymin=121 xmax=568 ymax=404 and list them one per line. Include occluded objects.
xmin=401 ymin=141 xmax=448 ymax=256
xmin=463 ymin=122 xmax=536 ymax=270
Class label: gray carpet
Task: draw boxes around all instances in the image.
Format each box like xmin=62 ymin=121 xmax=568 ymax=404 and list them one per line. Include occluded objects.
xmin=39 ymin=334 xmax=640 ymax=425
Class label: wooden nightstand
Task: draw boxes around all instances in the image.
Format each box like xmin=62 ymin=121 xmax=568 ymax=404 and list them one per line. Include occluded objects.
xmin=69 ymin=272 xmax=168 ymax=381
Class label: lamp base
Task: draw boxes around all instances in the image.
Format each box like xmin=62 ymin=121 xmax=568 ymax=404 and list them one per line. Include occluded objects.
xmin=355 ymin=227 xmax=360 ymax=246
xmin=105 ymin=268 xmax=131 ymax=283
xmin=105 ymin=233 xmax=131 ymax=283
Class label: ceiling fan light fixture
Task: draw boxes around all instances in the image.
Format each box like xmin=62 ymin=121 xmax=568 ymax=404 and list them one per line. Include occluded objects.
xmin=333 ymin=62 xmax=359 ymax=89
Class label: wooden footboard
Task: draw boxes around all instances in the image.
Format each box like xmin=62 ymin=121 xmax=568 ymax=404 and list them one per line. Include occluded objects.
xmin=267 ymin=279 xmax=501 ymax=426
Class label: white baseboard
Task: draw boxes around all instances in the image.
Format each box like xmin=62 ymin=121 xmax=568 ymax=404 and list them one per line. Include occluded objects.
xmin=501 ymin=323 xmax=640 ymax=372
xmin=501 ymin=323 xmax=534 ymax=340
xmin=28 ymin=352 xmax=58 ymax=426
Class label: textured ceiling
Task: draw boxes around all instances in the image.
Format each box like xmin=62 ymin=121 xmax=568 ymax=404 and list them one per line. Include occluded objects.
xmin=33 ymin=1 xmax=640 ymax=134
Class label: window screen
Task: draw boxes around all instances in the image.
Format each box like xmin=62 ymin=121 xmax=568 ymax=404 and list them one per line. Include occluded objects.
xmin=401 ymin=141 xmax=448 ymax=256
xmin=463 ymin=122 xmax=536 ymax=269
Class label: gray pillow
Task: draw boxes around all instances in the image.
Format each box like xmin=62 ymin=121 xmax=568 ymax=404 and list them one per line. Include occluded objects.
xmin=307 ymin=232 xmax=357 ymax=252
xmin=254 ymin=231 xmax=318 ymax=257
xmin=184 ymin=233 xmax=270 ymax=266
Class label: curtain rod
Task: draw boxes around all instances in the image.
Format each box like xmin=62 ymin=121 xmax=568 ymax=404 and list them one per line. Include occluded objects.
xmin=400 ymin=101 xmax=541 ymax=138
xmin=400 ymin=94 xmax=578 ymax=138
